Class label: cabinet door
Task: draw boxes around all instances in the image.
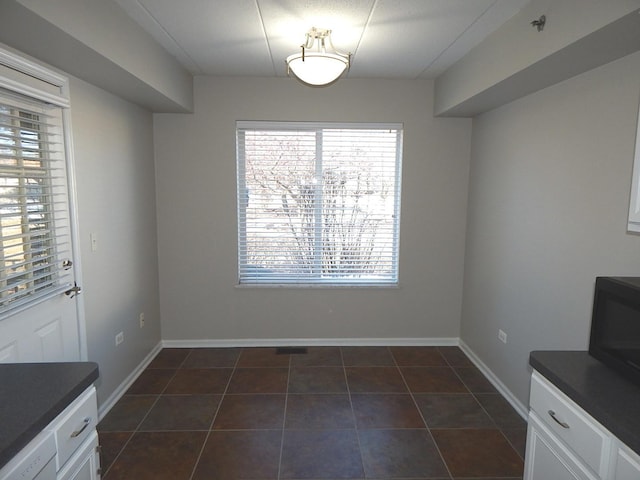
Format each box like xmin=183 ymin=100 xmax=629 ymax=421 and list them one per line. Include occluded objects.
xmin=614 ymin=444 xmax=640 ymax=480
xmin=525 ymin=413 xmax=598 ymax=480
xmin=61 ymin=455 xmax=94 ymax=480
xmin=57 ymin=431 xmax=100 ymax=480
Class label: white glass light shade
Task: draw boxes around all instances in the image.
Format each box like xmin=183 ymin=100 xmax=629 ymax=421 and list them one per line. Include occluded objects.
xmin=286 ymin=52 xmax=349 ymax=87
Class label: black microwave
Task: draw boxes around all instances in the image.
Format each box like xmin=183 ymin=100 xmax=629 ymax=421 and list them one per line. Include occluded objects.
xmin=589 ymin=276 xmax=640 ymax=385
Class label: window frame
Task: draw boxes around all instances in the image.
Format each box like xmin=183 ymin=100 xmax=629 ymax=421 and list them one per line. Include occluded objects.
xmin=0 ymin=92 xmax=72 ymax=310
xmin=236 ymin=120 xmax=403 ymax=287
xmin=0 ymin=46 xmax=84 ymax=323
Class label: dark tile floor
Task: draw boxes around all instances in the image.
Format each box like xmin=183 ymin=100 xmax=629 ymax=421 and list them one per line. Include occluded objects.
xmin=98 ymin=346 xmax=526 ymax=479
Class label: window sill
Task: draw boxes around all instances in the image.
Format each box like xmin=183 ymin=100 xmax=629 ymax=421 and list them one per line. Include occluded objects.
xmin=235 ymin=283 xmax=400 ymax=289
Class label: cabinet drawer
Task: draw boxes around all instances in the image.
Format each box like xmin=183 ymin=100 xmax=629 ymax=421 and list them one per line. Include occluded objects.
xmin=529 ymin=372 xmax=610 ymax=477
xmin=52 ymin=387 xmax=98 ymax=471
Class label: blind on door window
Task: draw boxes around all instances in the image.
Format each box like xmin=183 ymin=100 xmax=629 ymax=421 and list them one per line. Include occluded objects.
xmin=237 ymin=121 xmax=403 ymax=286
xmin=0 ymin=90 xmax=72 ymax=312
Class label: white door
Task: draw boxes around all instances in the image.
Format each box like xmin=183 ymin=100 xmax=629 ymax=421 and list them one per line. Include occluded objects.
xmin=0 ymin=49 xmax=83 ymax=363
xmin=0 ymin=294 xmax=80 ymax=362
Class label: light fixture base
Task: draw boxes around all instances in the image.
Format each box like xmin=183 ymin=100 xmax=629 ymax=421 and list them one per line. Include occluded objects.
xmin=285 ymin=27 xmax=351 ymax=87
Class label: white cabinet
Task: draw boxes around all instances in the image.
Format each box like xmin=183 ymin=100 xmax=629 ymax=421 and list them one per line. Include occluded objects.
xmin=0 ymin=385 xmax=100 ymax=480
xmin=57 ymin=431 xmax=99 ymax=480
xmin=52 ymin=387 xmax=98 ymax=474
xmin=52 ymin=387 xmax=100 ymax=480
xmin=612 ymin=443 xmax=640 ymax=480
xmin=525 ymin=371 xmax=640 ymax=480
xmin=525 ymin=412 xmax=599 ymax=480
xmin=0 ymin=430 xmax=56 ymax=480
xmin=527 ymin=371 xmax=610 ymax=478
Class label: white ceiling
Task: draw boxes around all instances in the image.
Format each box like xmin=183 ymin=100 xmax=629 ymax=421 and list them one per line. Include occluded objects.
xmin=114 ymin=0 xmax=530 ymax=79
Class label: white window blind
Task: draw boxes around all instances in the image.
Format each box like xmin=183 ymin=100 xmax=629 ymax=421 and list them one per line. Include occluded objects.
xmin=0 ymin=89 xmax=73 ymax=311
xmin=237 ymin=121 xmax=403 ymax=286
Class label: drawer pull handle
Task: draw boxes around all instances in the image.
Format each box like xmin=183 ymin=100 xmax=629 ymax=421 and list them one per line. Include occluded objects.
xmin=548 ymin=410 xmax=570 ymax=429
xmin=70 ymin=417 xmax=91 ymax=438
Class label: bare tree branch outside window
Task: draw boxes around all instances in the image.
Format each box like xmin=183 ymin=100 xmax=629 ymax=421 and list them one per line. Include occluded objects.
xmin=237 ymin=123 xmax=402 ymax=285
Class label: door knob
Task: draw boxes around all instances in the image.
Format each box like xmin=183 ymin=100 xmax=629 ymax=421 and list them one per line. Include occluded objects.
xmin=65 ymin=282 xmax=82 ymax=298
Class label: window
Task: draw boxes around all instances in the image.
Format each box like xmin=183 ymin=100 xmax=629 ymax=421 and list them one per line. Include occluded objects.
xmin=0 ymin=90 xmax=72 ymax=311
xmin=236 ymin=121 xmax=403 ymax=286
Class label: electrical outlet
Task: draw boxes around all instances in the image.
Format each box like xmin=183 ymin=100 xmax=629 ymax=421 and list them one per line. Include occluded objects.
xmin=498 ymin=329 xmax=507 ymax=344
xmin=139 ymin=312 xmax=145 ymax=328
xmin=115 ymin=331 xmax=124 ymax=346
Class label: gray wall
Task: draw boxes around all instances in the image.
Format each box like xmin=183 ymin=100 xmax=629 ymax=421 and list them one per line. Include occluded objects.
xmin=69 ymin=77 xmax=161 ymax=405
xmin=460 ymin=51 xmax=640 ymax=405
xmin=154 ymin=77 xmax=472 ymax=342
xmin=434 ymin=0 xmax=640 ymax=116
xmin=2 ymin=0 xmax=193 ymax=112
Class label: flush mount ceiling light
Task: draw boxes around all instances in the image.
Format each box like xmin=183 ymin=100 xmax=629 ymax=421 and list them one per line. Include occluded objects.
xmin=285 ymin=27 xmax=351 ymax=87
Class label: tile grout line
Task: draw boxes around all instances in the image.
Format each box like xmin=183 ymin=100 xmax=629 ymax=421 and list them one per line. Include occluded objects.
xmin=341 ymin=346 xmax=367 ymax=480
xmin=275 ymin=353 xmax=292 ymax=480
xmin=451 ymin=364 xmax=503 ymax=430
xmin=100 ymin=430 xmax=133 ymax=479
xmin=100 ymin=348 xmax=194 ymax=478
xmin=448 ymin=359 xmax=527 ymax=460
xmin=187 ymin=348 xmax=241 ymax=480
xmin=396 ymin=347 xmax=455 ymax=480
xmin=101 ymin=346 xmax=525 ymax=479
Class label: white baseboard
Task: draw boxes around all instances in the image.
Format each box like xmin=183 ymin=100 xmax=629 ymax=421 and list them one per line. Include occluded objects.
xmin=97 ymin=336 xmax=528 ymax=425
xmin=161 ymin=337 xmax=460 ymax=348
xmin=97 ymin=337 xmax=456 ymax=420
xmin=98 ymin=340 xmax=163 ymax=421
xmin=161 ymin=338 xmax=529 ymax=419
xmin=458 ymin=339 xmax=528 ymax=420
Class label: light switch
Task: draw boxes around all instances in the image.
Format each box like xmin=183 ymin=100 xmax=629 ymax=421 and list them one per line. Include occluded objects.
xmin=90 ymin=233 xmax=98 ymax=252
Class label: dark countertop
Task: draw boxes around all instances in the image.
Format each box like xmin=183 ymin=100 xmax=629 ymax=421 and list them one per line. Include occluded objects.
xmin=0 ymin=362 xmax=99 ymax=470
xmin=530 ymin=351 xmax=640 ymax=455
